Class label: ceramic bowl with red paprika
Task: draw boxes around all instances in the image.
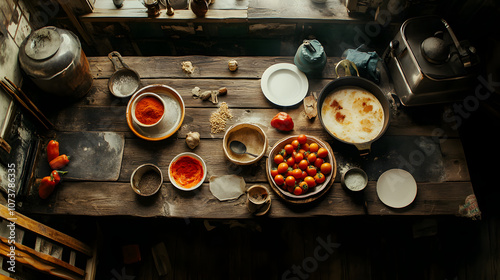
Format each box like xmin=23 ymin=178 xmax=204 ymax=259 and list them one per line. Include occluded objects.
xmin=131 ymin=92 xmax=166 ymax=128
xmin=168 ymin=152 xmax=207 ymax=192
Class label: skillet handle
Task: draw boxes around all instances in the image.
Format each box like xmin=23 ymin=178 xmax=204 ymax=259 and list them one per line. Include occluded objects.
xmin=108 ymin=51 xmax=131 ymax=70
xmin=335 ymin=59 xmax=359 ymax=78
xmin=355 ymin=142 xmax=371 ymax=157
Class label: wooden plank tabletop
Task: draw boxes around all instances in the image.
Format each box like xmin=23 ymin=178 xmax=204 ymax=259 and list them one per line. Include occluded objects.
xmin=20 ymin=55 xmax=476 ymax=218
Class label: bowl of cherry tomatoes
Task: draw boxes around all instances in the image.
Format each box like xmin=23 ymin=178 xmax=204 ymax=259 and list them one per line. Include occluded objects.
xmin=267 ymin=134 xmax=336 ymax=199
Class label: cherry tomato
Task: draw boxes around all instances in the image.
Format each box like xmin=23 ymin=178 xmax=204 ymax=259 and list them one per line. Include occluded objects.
xmin=297 ymin=134 xmax=307 ymax=145
xmin=298 ymin=148 xmax=306 ymax=154
xmin=307 ymin=152 xmax=317 ymax=164
xmin=306 ymin=165 xmax=317 ymax=176
xmin=299 ymin=181 xmax=309 ymax=192
xmin=314 ymin=158 xmax=324 ymax=169
xmin=284 ymin=144 xmax=294 ymax=155
xmin=317 ymin=147 xmax=328 ymax=158
xmin=291 ymin=139 xmax=300 ymax=149
xmin=279 ymin=149 xmax=287 ymax=158
xmin=274 ymin=174 xmax=285 ymax=186
xmin=302 ymin=143 xmax=310 ymax=151
xmin=274 ymin=154 xmax=284 ymax=164
xmin=293 ymin=186 xmax=303 ymax=195
xmin=292 ymin=168 xmax=303 ymax=179
xmin=309 ymin=142 xmax=319 ymax=153
xmin=304 ymin=176 xmax=316 ymax=188
xmin=287 ymin=184 xmax=295 ymax=193
xmin=285 ymin=176 xmax=296 ymax=187
xmin=298 ymin=159 xmax=309 ymax=170
xmin=301 ymin=170 xmax=308 ymax=179
xmin=277 ymin=162 xmax=289 ymax=174
xmin=286 ymin=156 xmax=295 ymax=166
xmin=321 ymin=162 xmax=332 ymax=175
xmin=314 ymin=172 xmax=326 ymax=184
xmin=286 ymin=167 xmax=294 ymax=177
xmin=271 ymin=167 xmax=279 ymax=178
xmin=294 ymin=152 xmax=304 ymax=163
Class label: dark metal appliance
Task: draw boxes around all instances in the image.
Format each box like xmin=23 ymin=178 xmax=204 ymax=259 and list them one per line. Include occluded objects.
xmin=384 ymin=16 xmax=479 ymax=106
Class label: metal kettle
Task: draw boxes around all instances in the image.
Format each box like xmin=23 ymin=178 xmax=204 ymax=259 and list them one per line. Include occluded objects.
xmin=18 ymin=26 xmax=93 ymax=99
xmin=294 ymin=39 xmax=327 ymax=75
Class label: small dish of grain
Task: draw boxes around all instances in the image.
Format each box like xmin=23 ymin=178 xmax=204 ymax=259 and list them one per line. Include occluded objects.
xmin=130 ymin=164 xmax=163 ymax=196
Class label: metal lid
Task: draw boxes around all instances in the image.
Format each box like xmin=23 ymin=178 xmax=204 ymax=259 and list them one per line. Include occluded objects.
xmin=24 ymin=27 xmax=61 ymax=61
xmin=421 ymin=35 xmax=449 ymax=64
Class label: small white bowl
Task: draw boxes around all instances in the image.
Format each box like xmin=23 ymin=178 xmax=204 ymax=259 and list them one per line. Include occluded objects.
xmin=341 ymin=167 xmax=368 ymax=192
xmin=168 ymin=152 xmax=207 ymax=191
xmin=131 ymin=92 xmax=166 ymax=128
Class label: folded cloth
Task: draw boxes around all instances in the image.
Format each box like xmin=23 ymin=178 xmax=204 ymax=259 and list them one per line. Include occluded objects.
xmin=345 ymin=48 xmax=381 ymax=83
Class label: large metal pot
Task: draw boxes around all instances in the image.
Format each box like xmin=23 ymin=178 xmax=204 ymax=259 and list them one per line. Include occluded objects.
xmin=18 ymin=26 xmax=93 ymax=99
xmin=317 ymin=70 xmax=391 ymax=155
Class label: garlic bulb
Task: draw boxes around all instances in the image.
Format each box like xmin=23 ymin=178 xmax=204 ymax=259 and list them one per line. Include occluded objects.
xmin=186 ymin=132 xmax=200 ymax=149
xmin=228 ymin=60 xmax=238 ymax=72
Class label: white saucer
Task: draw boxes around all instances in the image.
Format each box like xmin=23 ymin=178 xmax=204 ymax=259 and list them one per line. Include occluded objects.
xmin=260 ymin=63 xmax=308 ymax=107
xmin=376 ymin=169 xmax=417 ymax=208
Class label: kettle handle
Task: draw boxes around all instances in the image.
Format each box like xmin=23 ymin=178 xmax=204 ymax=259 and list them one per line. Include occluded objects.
xmin=335 ymin=59 xmax=359 ymax=78
xmin=303 ymin=40 xmax=316 ymax=52
xmin=108 ymin=51 xmax=130 ymax=70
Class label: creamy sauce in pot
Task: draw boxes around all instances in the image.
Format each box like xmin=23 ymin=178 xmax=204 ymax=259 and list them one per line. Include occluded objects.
xmin=321 ymin=87 xmax=384 ymax=143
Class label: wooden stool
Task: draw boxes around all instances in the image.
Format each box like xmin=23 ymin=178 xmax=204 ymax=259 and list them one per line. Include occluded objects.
xmin=0 ymin=204 xmax=97 ymax=280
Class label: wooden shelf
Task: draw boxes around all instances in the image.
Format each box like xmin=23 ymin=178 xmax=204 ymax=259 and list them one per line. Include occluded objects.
xmin=80 ymin=0 xmax=363 ymax=23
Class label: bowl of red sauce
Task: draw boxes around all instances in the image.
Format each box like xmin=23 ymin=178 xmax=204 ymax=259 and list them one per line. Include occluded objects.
xmin=168 ymin=152 xmax=207 ymax=191
xmin=131 ymin=92 xmax=166 ymax=128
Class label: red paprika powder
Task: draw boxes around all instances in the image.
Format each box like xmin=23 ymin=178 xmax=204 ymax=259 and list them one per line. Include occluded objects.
xmin=135 ymin=96 xmax=165 ymax=125
xmin=170 ymin=156 xmax=204 ymax=189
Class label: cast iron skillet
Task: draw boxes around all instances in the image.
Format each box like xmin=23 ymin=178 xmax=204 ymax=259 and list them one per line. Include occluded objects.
xmin=317 ymin=68 xmax=391 ymax=156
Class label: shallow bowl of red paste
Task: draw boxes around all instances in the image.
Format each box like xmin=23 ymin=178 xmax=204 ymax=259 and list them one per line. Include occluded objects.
xmin=131 ymin=92 xmax=166 ymax=128
xmin=168 ymin=152 xmax=207 ymax=191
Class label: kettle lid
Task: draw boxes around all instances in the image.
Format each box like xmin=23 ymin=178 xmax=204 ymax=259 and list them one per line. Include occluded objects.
xmin=300 ymin=39 xmax=325 ymax=63
xmin=421 ymin=32 xmax=449 ymax=64
xmin=24 ymin=26 xmax=61 ymax=61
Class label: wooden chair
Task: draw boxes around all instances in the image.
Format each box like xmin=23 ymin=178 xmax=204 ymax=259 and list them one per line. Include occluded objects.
xmin=0 ymin=204 xmax=97 ymax=280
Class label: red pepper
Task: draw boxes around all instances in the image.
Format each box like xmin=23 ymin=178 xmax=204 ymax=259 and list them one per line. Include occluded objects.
xmin=47 ymin=140 xmax=59 ymax=162
xmin=39 ymin=175 xmax=56 ymax=199
xmin=49 ymin=154 xmax=70 ymax=170
xmin=51 ymin=170 xmax=68 ymax=185
xmin=271 ymin=112 xmax=294 ymax=131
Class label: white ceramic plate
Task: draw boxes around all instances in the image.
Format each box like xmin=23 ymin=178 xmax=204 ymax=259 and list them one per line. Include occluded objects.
xmin=261 ymin=63 xmax=308 ymax=107
xmin=376 ymin=169 xmax=417 ymax=208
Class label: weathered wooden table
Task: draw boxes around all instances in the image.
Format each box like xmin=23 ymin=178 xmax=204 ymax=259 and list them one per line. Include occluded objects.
xmin=20 ymin=56 xmax=477 ymax=218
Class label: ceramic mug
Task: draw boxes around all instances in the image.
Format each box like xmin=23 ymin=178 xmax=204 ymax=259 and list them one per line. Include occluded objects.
xmin=246 ymin=185 xmax=271 ymax=214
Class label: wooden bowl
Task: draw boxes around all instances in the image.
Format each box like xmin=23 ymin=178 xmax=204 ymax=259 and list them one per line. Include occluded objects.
xmin=223 ymin=123 xmax=268 ymax=165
